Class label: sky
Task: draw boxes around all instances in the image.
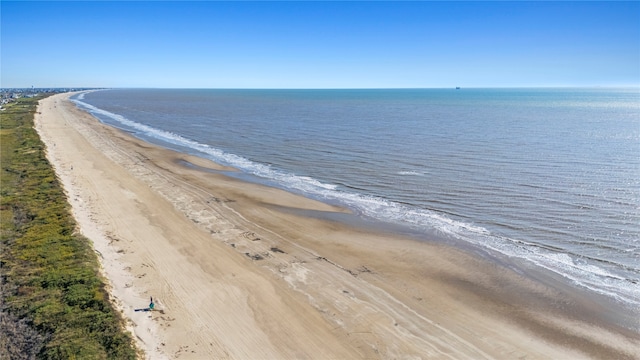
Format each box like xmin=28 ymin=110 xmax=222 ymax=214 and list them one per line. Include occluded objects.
xmin=1 ymin=1 xmax=639 ymax=88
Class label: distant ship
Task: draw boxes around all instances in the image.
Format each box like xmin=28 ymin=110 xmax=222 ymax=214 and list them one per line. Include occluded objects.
xmin=456 ymin=87 xmax=461 ymax=90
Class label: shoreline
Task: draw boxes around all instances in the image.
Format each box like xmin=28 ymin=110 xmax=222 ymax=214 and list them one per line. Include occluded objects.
xmin=35 ymin=92 xmax=639 ymax=359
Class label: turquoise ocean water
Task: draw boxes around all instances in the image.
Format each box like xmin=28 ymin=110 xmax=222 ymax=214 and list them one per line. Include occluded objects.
xmin=72 ymin=88 xmax=640 ymax=317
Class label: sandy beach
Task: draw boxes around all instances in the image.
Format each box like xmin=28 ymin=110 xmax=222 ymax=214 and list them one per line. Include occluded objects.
xmin=34 ymin=92 xmax=638 ymax=359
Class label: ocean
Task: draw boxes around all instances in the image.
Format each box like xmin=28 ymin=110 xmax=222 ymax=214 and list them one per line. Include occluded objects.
xmin=71 ymin=88 xmax=640 ymax=312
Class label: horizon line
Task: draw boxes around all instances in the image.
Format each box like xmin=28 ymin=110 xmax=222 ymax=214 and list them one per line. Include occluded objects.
xmin=3 ymin=85 xmax=640 ymax=91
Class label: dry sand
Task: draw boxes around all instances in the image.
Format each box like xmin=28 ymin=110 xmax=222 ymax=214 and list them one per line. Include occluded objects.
xmin=34 ymin=93 xmax=639 ymax=359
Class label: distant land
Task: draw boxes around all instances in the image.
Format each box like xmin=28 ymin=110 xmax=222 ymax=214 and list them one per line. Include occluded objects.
xmin=1 ymin=88 xmax=98 ymax=109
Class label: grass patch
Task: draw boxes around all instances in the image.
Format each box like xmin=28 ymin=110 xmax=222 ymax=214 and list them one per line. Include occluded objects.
xmin=1 ymin=96 xmax=138 ymax=359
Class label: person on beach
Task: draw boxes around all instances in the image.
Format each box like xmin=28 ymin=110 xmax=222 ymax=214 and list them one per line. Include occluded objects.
xmin=149 ymin=296 xmax=155 ymax=310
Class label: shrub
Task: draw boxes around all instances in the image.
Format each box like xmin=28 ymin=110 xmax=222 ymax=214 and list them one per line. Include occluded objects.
xmin=0 ymin=96 xmax=137 ymax=359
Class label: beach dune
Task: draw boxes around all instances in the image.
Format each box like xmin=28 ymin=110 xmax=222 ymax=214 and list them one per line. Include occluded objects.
xmin=34 ymin=93 xmax=638 ymax=359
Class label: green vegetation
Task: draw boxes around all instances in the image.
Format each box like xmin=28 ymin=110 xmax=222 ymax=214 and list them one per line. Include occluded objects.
xmin=1 ymin=96 xmax=138 ymax=359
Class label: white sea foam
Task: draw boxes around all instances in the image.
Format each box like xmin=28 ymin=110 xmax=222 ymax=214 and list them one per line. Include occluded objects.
xmin=397 ymin=171 xmax=424 ymax=176
xmin=525 ymin=252 xmax=640 ymax=307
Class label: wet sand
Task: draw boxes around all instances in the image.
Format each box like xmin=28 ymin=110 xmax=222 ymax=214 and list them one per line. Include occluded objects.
xmin=34 ymin=93 xmax=639 ymax=359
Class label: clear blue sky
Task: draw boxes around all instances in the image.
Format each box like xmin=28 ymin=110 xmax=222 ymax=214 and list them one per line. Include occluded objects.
xmin=2 ymin=1 xmax=639 ymax=88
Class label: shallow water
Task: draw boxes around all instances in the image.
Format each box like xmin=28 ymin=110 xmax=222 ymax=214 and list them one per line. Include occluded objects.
xmin=74 ymin=88 xmax=640 ymax=310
